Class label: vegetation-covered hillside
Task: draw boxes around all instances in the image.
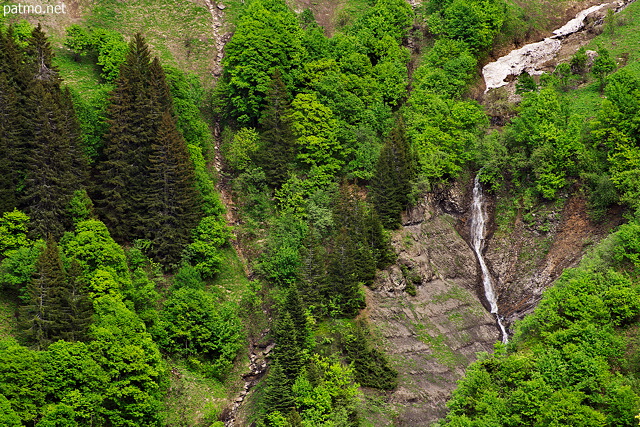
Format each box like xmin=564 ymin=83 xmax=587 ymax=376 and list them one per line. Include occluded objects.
xmin=0 ymin=0 xmax=639 ymax=425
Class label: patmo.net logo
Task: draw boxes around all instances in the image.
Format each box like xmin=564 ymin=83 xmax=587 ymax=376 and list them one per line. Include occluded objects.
xmin=3 ymin=3 xmax=67 ymax=16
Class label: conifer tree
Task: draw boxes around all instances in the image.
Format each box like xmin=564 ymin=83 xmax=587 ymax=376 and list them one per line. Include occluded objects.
xmin=147 ymin=111 xmax=201 ymax=265
xmin=20 ymin=237 xmax=65 ymax=349
xmin=370 ymin=117 xmax=413 ymax=229
xmin=10 ymin=26 xmax=87 ymax=238
xmin=22 ymin=82 xmax=88 ymax=238
xmin=0 ymin=72 xmax=18 ymax=213
xmin=325 ymin=229 xmax=367 ymax=317
xmin=264 ymin=359 xmax=296 ymax=413
xmin=95 ymin=33 xmax=157 ymax=240
xmin=284 ymin=285 xmax=309 ymax=350
xmin=95 ymin=34 xmax=202 ymax=265
xmin=255 ymin=70 xmax=296 ymax=188
xmin=0 ymin=28 xmax=30 ymax=215
xmin=271 ymin=312 xmax=303 ymax=382
xmin=64 ymin=260 xmax=93 ymax=342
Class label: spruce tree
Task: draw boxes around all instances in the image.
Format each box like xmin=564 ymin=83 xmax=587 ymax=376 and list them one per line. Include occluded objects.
xmin=146 ymin=111 xmax=201 ymax=265
xmin=255 ymin=70 xmax=296 ymax=188
xmin=370 ymin=117 xmax=413 ymax=229
xmin=15 ymin=26 xmax=88 ymax=238
xmin=22 ymin=82 xmax=87 ymax=238
xmin=283 ymin=285 xmax=309 ymax=350
xmin=271 ymin=312 xmax=303 ymax=382
xmin=64 ymin=260 xmax=93 ymax=342
xmin=20 ymin=237 xmax=66 ymax=349
xmin=95 ymin=34 xmax=202 ymax=266
xmin=95 ymin=33 xmax=157 ymax=241
xmin=325 ymin=229 xmax=367 ymax=317
xmin=0 ymin=72 xmax=18 ymax=213
xmin=264 ymin=359 xmax=296 ymax=414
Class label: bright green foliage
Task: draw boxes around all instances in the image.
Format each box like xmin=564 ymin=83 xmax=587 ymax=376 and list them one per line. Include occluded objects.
xmin=516 ymin=71 xmax=538 ymax=94
xmin=226 ymin=127 xmax=261 ymax=172
xmin=181 ymin=216 xmax=231 ymax=279
xmin=89 ymin=295 xmax=166 ymax=426
xmin=64 ymin=26 xmax=128 ymax=82
xmin=405 ymin=91 xmax=487 ymax=182
xmin=571 ymin=47 xmax=589 ymax=76
xmin=260 ymin=214 xmax=307 ymax=287
xmin=429 ymin=0 xmax=506 ymax=54
xmin=66 ymin=190 xmax=95 ymax=225
xmin=590 ymin=70 xmax=640 ymax=212
xmin=0 ymin=209 xmax=31 ymax=257
xmin=288 ymin=92 xmax=343 ymax=173
xmin=41 ymin=340 xmax=107 ymax=424
xmin=222 ymin=0 xmax=303 ymax=124
xmin=291 ymin=355 xmax=360 ymax=426
xmin=63 ymin=25 xmax=91 ymax=59
xmin=154 ymin=287 xmax=243 ymax=378
xmin=442 ymin=223 xmax=640 ymax=426
xmin=36 ymin=403 xmax=78 ymax=427
xmin=414 ymin=39 xmax=477 ymax=98
xmin=60 ymin=220 xmax=129 ymax=293
xmin=592 ymin=48 xmax=617 ymax=92
xmin=0 ymin=339 xmax=45 ymax=424
xmin=0 ymin=240 xmax=44 ymax=293
xmin=171 ymin=263 xmax=206 ymax=290
xmin=507 ymin=87 xmax=584 ymax=199
xmin=0 ymin=393 xmax=21 ymax=426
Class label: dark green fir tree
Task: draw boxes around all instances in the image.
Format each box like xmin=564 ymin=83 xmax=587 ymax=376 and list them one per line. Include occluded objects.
xmin=263 ymin=358 xmax=296 ymax=414
xmin=0 ymin=72 xmax=18 ymax=213
xmin=255 ymin=70 xmax=296 ymax=188
xmin=64 ymin=259 xmax=94 ymax=342
xmin=20 ymin=237 xmax=65 ymax=349
xmin=95 ymin=33 xmax=157 ymax=241
xmin=19 ymin=25 xmax=88 ymax=238
xmin=271 ymin=311 xmax=303 ymax=382
xmin=283 ymin=285 xmax=310 ymax=350
xmin=369 ymin=117 xmax=413 ymax=229
xmin=324 ymin=229 xmax=367 ymax=318
xmin=146 ymin=111 xmax=202 ymax=266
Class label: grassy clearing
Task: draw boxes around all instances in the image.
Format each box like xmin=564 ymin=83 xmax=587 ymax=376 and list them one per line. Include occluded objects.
xmin=162 ymin=359 xmax=232 ymax=426
xmin=209 ymin=246 xmax=251 ymax=302
xmin=85 ymin=0 xmax=216 ymax=82
xmin=562 ymin=1 xmax=640 ymax=115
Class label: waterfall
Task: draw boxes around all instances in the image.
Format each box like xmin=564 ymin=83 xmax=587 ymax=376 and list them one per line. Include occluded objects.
xmin=470 ymin=175 xmax=508 ymax=344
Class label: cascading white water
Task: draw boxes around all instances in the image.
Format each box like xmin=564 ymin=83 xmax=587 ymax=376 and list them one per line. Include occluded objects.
xmin=470 ymin=175 xmax=508 ymax=344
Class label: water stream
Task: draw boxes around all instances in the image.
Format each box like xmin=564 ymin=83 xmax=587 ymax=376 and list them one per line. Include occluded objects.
xmin=470 ymin=175 xmax=508 ymax=344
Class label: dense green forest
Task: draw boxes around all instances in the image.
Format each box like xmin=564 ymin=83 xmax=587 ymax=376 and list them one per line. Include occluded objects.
xmin=0 ymin=0 xmax=640 ymax=425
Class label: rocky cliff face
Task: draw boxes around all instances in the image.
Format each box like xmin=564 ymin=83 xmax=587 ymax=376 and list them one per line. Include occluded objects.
xmin=364 ymin=181 xmax=499 ymax=426
xmin=365 ymin=180 xmax=622 ymax=425
xmin=484 ymin=193 xmax=623 ymax=327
